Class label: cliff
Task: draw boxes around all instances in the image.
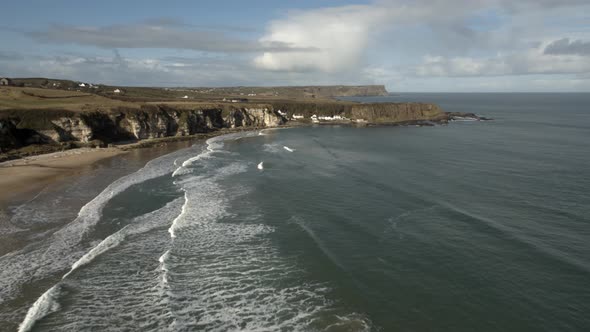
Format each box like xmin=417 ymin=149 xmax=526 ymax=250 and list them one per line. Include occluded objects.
xmin=0 ymin=100 xmax=475 ymax=160
xmin=269 ymin=101 xmax=446 ymax=123
xmin=0 ymin=105 xmax=286 ymax=158
xmin=350 ymin=103 xmax=445 ymax=123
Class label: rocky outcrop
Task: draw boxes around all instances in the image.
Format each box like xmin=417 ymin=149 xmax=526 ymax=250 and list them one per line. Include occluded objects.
xmin=350 ymin=103 xmax=445 ymax=123
xmin=269 ymin=101 xmax=447 ymax=124
xmin=0 ymin=119 xmax=20 ymax=152
xmin=224 ymin=108 xmax=285 ymax=128
xmin=46 ymin=117 xmax=93 ymax=142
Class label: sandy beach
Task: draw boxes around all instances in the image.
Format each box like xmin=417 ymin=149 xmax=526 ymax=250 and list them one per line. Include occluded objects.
xmin=0 ymin=148 xmax=125 ymax=205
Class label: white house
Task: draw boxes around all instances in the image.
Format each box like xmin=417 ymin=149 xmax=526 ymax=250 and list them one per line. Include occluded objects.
xmin=113 ymin=89 xmax=121 ymax=93
xmin=318 ymin=114 xmax=348 ymax=121
xmin=182 ymin=95 xmax=189 ymax=99
xmin=292 ymin=114 xmax=305 ymax=120
xmin=278 ymin=110 xmax=287 ymax=117
xmin=78 ymin=83 xmax=86 ymax=87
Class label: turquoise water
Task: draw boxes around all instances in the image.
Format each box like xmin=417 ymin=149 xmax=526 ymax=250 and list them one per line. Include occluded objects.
xmin=2 ymin=93 xmax=590 ymax=331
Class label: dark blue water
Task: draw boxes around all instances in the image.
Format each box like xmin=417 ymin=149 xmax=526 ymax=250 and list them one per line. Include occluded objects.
xmin=2 ymin=93 xmax=589 ymax=331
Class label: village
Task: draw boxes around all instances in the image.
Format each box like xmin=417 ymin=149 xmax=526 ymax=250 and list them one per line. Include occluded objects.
xmin=277 ymin=110 xmax=367 ymax=124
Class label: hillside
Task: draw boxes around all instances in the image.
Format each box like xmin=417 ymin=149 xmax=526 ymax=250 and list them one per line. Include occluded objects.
xmin=5 ymin=78 xmax=388 ymax=100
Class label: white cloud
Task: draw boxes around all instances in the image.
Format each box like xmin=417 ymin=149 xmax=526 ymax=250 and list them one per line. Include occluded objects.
xmin=413 ymin=42 xmax=590 ymax=77
xmin=254 ymin=5 xmax=386 ymax=72
xmin=5 ymin=0 xmax=590 ymax=91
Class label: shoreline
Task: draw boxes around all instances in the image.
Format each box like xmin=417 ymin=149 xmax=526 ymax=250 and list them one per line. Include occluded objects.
xmin=0 ymin=114 xmax=482 ymax=206
xmin=0 ymin=148 xmax=126 ymax=205
xmin=0 ymin=126 xmax=269 ymax=207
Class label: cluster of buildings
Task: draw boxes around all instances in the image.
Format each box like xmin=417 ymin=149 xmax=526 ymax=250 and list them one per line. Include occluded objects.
xmin=314 ymin=114 xmax=347 ymax=121
xmin=289 ymin=114 xmax=349 ymax=123
xmin=77 ymin=82 xmax=99 ymax=89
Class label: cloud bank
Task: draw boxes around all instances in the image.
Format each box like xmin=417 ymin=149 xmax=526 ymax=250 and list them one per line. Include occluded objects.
xmin=3 ymin=0 xmax=590 ymax=91
xmin=253 ymin=5 xmax=385 ymax=72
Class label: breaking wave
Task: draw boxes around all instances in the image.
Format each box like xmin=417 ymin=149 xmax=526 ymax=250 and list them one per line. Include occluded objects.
xmin=168 ymin=191 xmax=188 ymax=239
xmin=13 ymin=129 xmax=373 ymax=331
xmin=17 ymin=285 xmax=62 ymax=332
xmin=17 ymin=198 xmax=184 ymax=330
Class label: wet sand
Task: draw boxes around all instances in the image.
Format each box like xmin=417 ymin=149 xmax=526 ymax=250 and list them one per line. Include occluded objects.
xmin=0 ymin=148 xmax=126 ymax=205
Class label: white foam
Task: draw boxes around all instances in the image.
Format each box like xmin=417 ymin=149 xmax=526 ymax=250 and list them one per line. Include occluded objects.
xmin=263 ymin=143 xmax=281 ymax=153
xmin=325 ymin=314 xmax=372 ymax=332
xmin=0 ymin=148 xmax=194 ymax=305
xmin=18 ymin=285 xmax=61 ymax=332
xmin=159 ymin=250 xmax=171 ymax=287
xmin=257 ymin=161 xmax=264 ymax=170
xmin=46 ymin=148 xmax=183 ymax=250
xmin=168 ymin=190 xmax=188 ymax=239
xmin=173 ymin=131 xmax=258 ymax=176
xmin=181 ymin=152 xmax=212 ymax=168
xmin=62 ymin=227 xmax=128 ymax=279
xmin=283 ymin=146 xmax=295 ymax=152
xmin=159 ymin=250 xmax=170 ymax=264
xmin=63 ymin=198 xmax=184 ymax=279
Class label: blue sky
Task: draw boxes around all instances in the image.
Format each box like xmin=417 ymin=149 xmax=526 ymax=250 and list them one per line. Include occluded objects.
xmin=1 ymin=0 xmax=589 ymax=91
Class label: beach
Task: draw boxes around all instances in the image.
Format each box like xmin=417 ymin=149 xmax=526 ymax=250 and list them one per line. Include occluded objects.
xmin=0 ymin=148 xmax=125 ymax=205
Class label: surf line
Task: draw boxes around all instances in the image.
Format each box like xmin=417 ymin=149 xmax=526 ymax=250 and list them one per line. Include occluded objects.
xmin=168 ymin=189 xmax=188 ymax=239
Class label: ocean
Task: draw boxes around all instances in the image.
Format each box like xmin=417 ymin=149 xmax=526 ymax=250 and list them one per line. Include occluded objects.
xmin=1 ymin=93 xmax=589 ymax=331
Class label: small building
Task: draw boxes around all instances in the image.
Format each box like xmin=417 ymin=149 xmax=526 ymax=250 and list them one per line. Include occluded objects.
xmin=113 ymin=89 xmax=121 ymax=93
xmin=79 ymin=83 xmax=86 ymax=87
xmin=0 ymin=77 xmax=12 ymax=86
xmin=223 ymin=98 xmax=248 ymax=103
xmin=182 ymin=95 xmax=189 ymax=99
xmin=292 ymin=114 xmax=305 ymax=120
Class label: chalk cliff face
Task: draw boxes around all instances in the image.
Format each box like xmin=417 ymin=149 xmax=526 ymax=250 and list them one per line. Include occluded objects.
xmin=0 ymin=101 xmax=460 ymax=157
xmin=7 ymin=106 xmax=286 ymax=147
xmin=224 ymin=108 xmax=284 ymax=128
xmin=46 ymin=117 xmax=93 ymax=143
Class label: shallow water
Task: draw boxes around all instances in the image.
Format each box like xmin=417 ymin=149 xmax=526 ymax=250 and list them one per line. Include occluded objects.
xmin=2 ymin=93 xmax=590 ymax=331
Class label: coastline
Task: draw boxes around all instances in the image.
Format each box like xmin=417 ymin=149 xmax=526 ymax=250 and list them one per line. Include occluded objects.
xmin=0 ymin=126 xmax=268 ymax=207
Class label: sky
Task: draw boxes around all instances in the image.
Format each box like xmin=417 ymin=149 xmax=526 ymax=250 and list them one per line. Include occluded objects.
xmin=1 ymin=0 xmax=589 ymax=92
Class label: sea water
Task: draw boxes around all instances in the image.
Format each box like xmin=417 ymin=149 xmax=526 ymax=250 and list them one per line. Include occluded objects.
xmin=1 ymin=93 xmax=589 ymax=331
